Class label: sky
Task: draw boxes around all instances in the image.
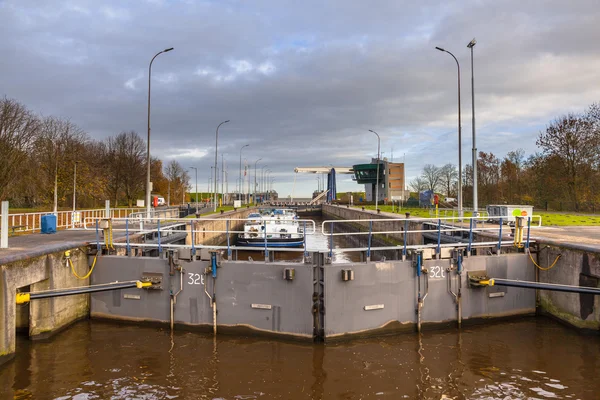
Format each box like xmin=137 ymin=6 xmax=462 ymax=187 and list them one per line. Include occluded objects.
xmin=2 ymin=0 xmax=600 ymax=198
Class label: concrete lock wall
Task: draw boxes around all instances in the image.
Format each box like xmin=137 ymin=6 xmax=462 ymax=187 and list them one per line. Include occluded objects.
xmin=323 ymin=254 xmax=535 ymax=339
xmin=0 ymin=247 xmax=90 ymax=365
xmin=185 ymin=209 xmax=253 ymax=246
xmin=322 ymin=204 xmax=423 ymax=246
xmin=536 ymin=243 xmax=600 ymax=330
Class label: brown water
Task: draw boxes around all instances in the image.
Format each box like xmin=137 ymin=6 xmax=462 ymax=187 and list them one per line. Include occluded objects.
xmin=2 ymin=318 xmax=599 ymax=399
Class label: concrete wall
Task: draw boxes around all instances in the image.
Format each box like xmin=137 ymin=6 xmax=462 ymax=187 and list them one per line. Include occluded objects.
xmin=0 ymin=247 xmax=90 ymax=366
xmin=536 ymin=243 xmax=600 ymax=330
xmin=323 ymin=204 xmax=422 ymax=246
xmin=186 ymin=209 xmax=253 ymax=246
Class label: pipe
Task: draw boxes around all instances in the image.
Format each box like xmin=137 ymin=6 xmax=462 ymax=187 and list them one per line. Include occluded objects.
xmin=16 ymin=281 xmax=150 ymax=304
xmin=482 ymin=278 xmax=600 ymax=295
xmin=457 ymin=252 xmax=462 ymax=328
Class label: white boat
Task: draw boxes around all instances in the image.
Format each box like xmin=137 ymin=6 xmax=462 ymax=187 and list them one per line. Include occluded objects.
xmin=237 ymin=209 xmax=304 ymax=247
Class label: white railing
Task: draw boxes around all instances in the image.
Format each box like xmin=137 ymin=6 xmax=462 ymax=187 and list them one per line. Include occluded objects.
xmin=1 ymin=207 xmax=146 ymax=234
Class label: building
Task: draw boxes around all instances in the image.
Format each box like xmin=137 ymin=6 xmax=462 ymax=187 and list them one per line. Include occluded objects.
xmin=352 ymin=158 xmax=407 ymax=202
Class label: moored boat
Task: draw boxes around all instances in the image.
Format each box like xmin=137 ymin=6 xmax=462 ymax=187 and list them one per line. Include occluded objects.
xmin=237 ymin=209 xmax=304 ymax=247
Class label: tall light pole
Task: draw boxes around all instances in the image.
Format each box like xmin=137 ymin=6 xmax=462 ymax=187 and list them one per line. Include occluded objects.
xmin=214 ymin=120 xmax=230 ymax=211
xmin=368 ymin=130 xmax=381 ymax=211
xmin=266 ymin=170 xmax=271 ymax=200
xmin=238 ymin=144 xmax=249 ymax=204
xmin=221 ymin=153 xmax=225 ymax=205
xmin=467 ymin=38 xmax=478 ymax=218
xmin=146 ymin=47 xmax=174 ymax=217
xmin=260 ymin=165 xmax=268 ymax=202
xmin=189 ymin=167 xmax=198 ymax=209
xmin=435 ymin=46 xmax=463 ymax=218
xmin=254 ymin=158 xmax=262 ymax=204
xmin=72 ymin=160 xmax=77 ymax=212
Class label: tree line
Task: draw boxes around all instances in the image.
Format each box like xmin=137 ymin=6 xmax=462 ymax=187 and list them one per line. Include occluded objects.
xmin=0 ymin=97 xmax=191 ymax=209
xmin=409 ymin=102 xmax=600 ymax=212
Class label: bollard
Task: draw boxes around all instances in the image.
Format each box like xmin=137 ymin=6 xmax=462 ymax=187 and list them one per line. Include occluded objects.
xmin=405 ymin=212 xmax=410 ymax=219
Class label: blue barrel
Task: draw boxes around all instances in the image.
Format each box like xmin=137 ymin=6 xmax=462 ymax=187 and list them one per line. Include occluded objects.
xmin=41 ymin=214 xmax=57 ymax=234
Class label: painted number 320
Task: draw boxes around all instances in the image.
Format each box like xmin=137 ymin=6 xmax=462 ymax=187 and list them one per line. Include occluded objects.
xmin=429 ymin=265 xmax=446 ymax=279
xmin=188 ymin=273 xmax=205 ymax=285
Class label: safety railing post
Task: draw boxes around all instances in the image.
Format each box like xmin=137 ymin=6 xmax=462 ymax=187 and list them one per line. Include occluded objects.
xmin=263 ymin=220 xmax=269 ymax=260
xmin=190 ymin=221 xmax=196 ymax=256
xmin=95 ymin=219 xmax=100 ymax=253
xmin=329 ymin=221 xmax=333 ymax=259
xmin=367 ymin=220 xmax=373 ymax=261
xmin=126 ymin=217 xmax=130 ymax=256
xmin=303 ymin=221 xmax=308 ymax=258
xmin=226 ymin=220 xmax=231 ymax=258
xmin=403 ymin=219 xmax=408 ymax=257
xmin=436 ymin=218 xmax=442 ymax=257
xmin=526 ymin=217 xmax=531 ymax=250
xmin=157 ymin=220 xmax=162 ymax=254
xmin=497 ymin=218 xmax=503 ymax=253
xmin=468 ymin=218 xmax=474 ymax=254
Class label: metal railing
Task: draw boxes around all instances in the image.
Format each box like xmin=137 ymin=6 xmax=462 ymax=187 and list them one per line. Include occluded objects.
xmin=84 ymin=215 xmax=540 ymax=260
xmin=0 ymin=207 xmax=147 ymax=234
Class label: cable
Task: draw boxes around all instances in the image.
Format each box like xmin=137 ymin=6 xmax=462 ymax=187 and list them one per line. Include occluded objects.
xmin=69 ymin=253 xmax=98 ymax=280
xmin=528 ymin=249 xmax=561 ymax=271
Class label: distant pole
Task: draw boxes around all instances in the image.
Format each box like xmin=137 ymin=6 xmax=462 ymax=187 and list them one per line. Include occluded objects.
xmin=146 ymin=47 xmax=174 ymax=217
xmin=254 ymin=158 xmax=262 ymax=204
xmin=53 ymin=143 xmax=58 ymax=214
xmin=468 ymin=38 xmax=478 ymax=217
xmin=214 ymin=120 xmax=230 ymax=211
xmin=221 ymin=154 xmax=225 ymax=204
xmin=238 ymin=144 xmax=249 ymax=204
xmin=435 ymin=46 xmax=463 ymax=218
xmin=369 ymin=130 xmax=381 ymax=211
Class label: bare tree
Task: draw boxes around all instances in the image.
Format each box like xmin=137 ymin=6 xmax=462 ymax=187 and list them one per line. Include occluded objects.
xmin=537 ymin=113 xmax=599 ymax=209
xmin=164 ymin=160 xmax=190 ymax=205
xmin=0 ymin=98 xmax=40 ymax=200
xmin=421 ymin=164 xmax=442 ymax=193
xmin=439 ymin=163 xmax=458 ymax=197
xmin=409 ymin=177 xmax=427 ymax=193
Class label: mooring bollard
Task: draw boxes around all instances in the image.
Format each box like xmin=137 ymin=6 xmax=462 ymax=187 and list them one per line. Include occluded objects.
xmin=220 ymin=210 xmax=224 ymax=214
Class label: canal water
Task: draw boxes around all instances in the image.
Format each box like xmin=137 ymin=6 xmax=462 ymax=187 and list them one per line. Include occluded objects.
xmin=1 ymin=318 xmax=599 ymax=399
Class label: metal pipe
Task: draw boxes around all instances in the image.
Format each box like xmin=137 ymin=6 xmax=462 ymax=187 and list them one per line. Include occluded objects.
xmin=17 ymin=281 xmax=146 ymax=303
xmin=484 ymin=278 xmax=600 ymax=295
xmin=468 ymin=38 xmax=478 ymax=217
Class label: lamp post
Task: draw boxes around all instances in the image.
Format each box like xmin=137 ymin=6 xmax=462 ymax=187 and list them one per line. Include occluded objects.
xmin=368 ymin=130 xmax=381 ymax=211
xmin=254 ymin=158 xmax=262 ymax=205
xmin=214 ymin=120 xmax=230 ymax=211
xmin=146 ymin=47 xmax=174 ymax=217
xmin=260 ymin=165 xmax=268 ymax=202
xmin=435 ymin=46 xmax=463 ymax=218
xmin=72 ymin=160 xmax=77 ymax=212
xmin=467 ymin=38 xmax=478 ymax=218
xmin=266 ymin=170 xmax=271 ymax=200
xmin=189 ymin=167 xmax=198 ymax=209
xmin=238 ymin=144 xmax=249 ymax=204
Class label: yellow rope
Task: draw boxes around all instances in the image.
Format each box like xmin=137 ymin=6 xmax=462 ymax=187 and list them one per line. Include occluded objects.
xmin=528 ymin=250 xmax=561 ymax=271
xmin=69 ymin=253 xmax=98 ymax=280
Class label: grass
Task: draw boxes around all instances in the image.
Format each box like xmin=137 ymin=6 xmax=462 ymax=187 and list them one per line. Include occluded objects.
xmin=354 ymin=205 xmax=600 ymax=226
xmin=186 ymin=204 xmax=257 ymax=217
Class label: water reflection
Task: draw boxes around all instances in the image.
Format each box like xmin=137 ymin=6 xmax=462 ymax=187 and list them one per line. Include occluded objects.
xmin=1 ymin=318 xmax=599 ymax=399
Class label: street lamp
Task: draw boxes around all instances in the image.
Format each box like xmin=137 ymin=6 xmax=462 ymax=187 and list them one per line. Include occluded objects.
xmin=368 ymin=130 xmax=381 ymax=211
xmin=254 ymin=158 xmax=262 ymax=204
xmin=467 ymin=38 xmax=478 ymax=218
xmin=260 ymin=165 xmax=268 ymax=202
xmin=214 ymin=120 xmax=230 ymax=211
xmin=189 ymin=167 xmax=198 ymax=210
xmin=146 ymin=47 xmax=174 ymax=217
xmin=435 ymin=46 xmax=463 ymax=218
xmin=239 ymin=144 xmax=249 ymax=204
xmin=266 ymin=170 xmax=271 ymax=200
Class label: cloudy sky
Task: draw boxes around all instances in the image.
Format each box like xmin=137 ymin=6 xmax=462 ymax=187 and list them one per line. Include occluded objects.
xmin=2 ymin=0 xmax=600 ymax=197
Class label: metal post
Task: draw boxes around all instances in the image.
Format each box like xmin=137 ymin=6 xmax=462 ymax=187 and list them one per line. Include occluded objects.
xmin=72 ymin=161 xmax=77 ymax=212
xmin=214 ymin=120 xmax=230 ymax=211
xmin=147 ymin=47 xmax=174 ymax=218
xmin=1 ymin=201 xmax=8 ymax=249
xmin=105 ymin=200 xmax=110 ymax=219
xmin=468 ymin=38 xmax=478 ymax=218
xmin=189 ymin=166 xmax=198 ymax=211
xmin=221 ymin=153 xmax=225 ymax=205
xmin=126 ymin=217 xmax=130 ymax=256
xmin=254 ymin=158 xmax=262 ymax=205
xmin=368 ymin=130 xmax=381 ymax=211
xmin=435 ymin=47 xmax=462 ymax=219
xmin=497 ymin=218 xmax=503 ymax=253
xmin=239 ymin=144 xmax=249 ymax=204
